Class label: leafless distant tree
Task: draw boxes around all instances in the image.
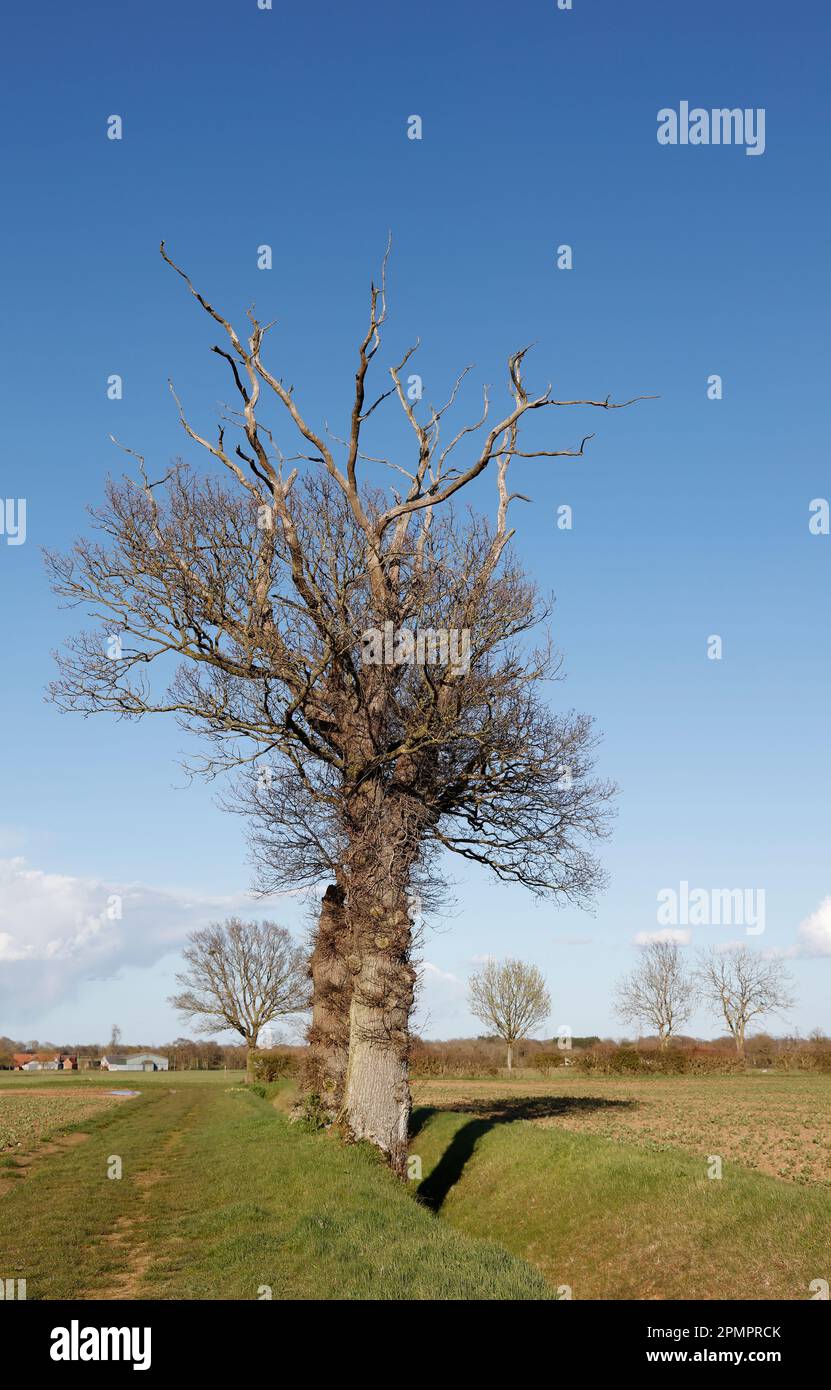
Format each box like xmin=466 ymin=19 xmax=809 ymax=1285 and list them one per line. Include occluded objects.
xmin=468 ymin=958 xmax=551 ymax=1070
xmin=169 ymin=919 xmax=309 ymax=1081
xmin=47 ymin=242 xmax=649 ymax=1171
xmin=613 ymin=940 xmax=697 ymax=1049
xmin=696 ymin=947 xmax=796 ymax=1056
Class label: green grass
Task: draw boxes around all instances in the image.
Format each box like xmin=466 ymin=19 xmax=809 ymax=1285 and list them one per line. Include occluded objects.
xmin=410 ymin=1106 xmax=831 ymax=1300
xmin=4 ymin=1068 xmax=828 ymax=1300
xmin=0 ymin=1069 xmax=243 ymax=1088
xmin=412 ymin=1071 xmax=831 ymax=1185
xmin=0 ymin=1081 xmax=552 ymax=1300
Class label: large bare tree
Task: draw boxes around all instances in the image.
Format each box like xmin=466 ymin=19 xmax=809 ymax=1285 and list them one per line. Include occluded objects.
xmin=696 ymin=947 xmax=795 ymax=1056
xmin=304 ymin=884 xmax=351 ymax=1104
xmin=48 ymin=242 xmax=648 ymax=1170
xmin=613 ymin=940 xmax=697 ymax=1049
xmin=468 ymin=957 xmax=551 ymax=1070
xmin=169 ymin=918 xmax=308 ymax=1082
xmin=297 ymin=861 xmax=445 ymax=1119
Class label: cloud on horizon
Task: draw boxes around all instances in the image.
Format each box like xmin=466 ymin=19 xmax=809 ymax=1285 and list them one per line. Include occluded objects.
xmin=793 ymin=896 xmax=831 ymax=957
xmin=0 ymin=856 xmax=304 ymax=1020
xmin=632 ymin=928 xmax=692 ymax=946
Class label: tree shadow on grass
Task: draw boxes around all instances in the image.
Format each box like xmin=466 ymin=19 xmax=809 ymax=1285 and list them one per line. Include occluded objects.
xmin=411 ymin=1095 xmax=636 ymax=1213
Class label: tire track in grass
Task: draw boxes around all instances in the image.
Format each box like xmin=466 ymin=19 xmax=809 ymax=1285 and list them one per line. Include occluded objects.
xmin=0 ymin=1087 xmax=201 ymax=1299
xmin=0 ymin=1131 xmax=91 ymax=1197
xmin=79 ymin=1091 xmax=203 ymax=1299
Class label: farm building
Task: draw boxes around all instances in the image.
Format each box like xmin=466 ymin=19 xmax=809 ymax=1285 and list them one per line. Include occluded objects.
xmin=11 ymin=1052 xmax=77 ymax=1071
xmin=101 ymin=1053 xmax=169 ymax=1072
xmin=12 ymin=1053 xmax=41 ymax=1071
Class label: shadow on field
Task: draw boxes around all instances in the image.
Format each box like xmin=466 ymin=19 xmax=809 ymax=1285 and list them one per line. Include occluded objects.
xmin=412 ymin=1095 xmax=635 ymax=1213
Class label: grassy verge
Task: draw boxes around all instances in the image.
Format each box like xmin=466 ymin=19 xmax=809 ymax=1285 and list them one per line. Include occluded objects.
xmin=410 ymin=1107 xmax=831 ymax=1300
xmin=0 ymin=1083 xmax=552 ymax=1300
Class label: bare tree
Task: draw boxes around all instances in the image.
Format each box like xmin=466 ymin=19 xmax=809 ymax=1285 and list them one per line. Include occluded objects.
xmin=169 ymin=919 xmax=309 ymax=1082
xmin=301 ymin=860 xmax=446 ymax=1120
xmin=468 ymin=958 xmax=551 ymax=1070
xmin=696 ymin=947 xmax=796 ymax=1056
xmin=613 ymin=941 xmax=697 ymax=1049
xmin=48 ymin=242 xmax=648 ymax=1171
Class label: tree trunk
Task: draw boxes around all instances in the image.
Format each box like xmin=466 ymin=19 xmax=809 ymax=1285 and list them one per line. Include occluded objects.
xmin=245 ymin=1041 xmax=255 ymax=1084
xmin=506 ymin=1041 xmax=513 ymax=1072
xmin=305 ymin=883 xmax=351 ymax=1118
xmin=344 ymin=944 xmax=414 ymax=1172
xmin=342 ymin=790 xmax=421 ymax=1176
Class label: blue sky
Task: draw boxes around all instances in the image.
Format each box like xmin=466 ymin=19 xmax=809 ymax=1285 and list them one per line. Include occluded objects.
xmin=1 ymin=0 xmax=829 ymax=1044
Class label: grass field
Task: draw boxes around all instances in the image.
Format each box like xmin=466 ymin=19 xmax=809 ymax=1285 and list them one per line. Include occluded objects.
xmin=0 ymin=1069 xmax=240 ymax=1088
xmin=412 ymin=1071 xmax=831 ymax=1186
xmin=0 ymin=1074 xmax=549 ymax=1300
xmin=0 ymin=1069 xmax=827 ymax=1300
xmin=410 ymin=1073 xmax=831 ymax=1300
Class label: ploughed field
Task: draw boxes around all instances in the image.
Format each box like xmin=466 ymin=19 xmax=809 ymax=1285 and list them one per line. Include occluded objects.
xmin=0 ymin=1069 xmax=827 ymax=1300
xmin=0 ymin=1088 xmax=126 ymax=1152
xmin=411 ymin=1071 xmax=831 ymax=1186
xmin=409 ymin=1071 xmax=831 ymax=1299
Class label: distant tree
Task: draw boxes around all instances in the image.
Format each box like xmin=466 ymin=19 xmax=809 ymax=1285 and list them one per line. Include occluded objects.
xmin=613 ymin=941 xmax=697 ymax=1050
xmin=108 ymin=1024 xmax=122 ymax=1052
xmin=468 ymin=958 xmax=551 ymax=1071
xmin=169 ymin=919 xmax=309 ymax=1081
xmin=696 ymin=947 xmax=795 ymax=1057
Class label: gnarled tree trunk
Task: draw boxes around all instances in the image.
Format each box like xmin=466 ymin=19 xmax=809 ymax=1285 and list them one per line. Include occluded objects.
xmin=342 ymin=789 xmax=421 ymax=1176
xmin=305 ymin=883 xmax=352 ymax=1117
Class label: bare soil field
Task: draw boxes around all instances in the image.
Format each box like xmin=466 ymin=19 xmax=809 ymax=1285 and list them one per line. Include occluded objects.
xmin=412 ymin=1072 xmax=831 ymax=1186
xmin=0 ymin=1088 xmax=125 ymax=1153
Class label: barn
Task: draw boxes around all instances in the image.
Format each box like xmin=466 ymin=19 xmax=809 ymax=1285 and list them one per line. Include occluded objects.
xmin=101 ymin=1052 xmax=169 ymax=1072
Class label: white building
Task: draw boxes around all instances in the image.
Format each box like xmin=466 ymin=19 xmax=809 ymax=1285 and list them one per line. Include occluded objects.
xmin=130 ymin=1052 xmax=169 ymax=1071
xmin=101 ymin=1052 xmax=169 ymax=1072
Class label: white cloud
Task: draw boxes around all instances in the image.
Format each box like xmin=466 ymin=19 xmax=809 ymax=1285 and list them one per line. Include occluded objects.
xmin=633 ymin=928 xmax=692 ymax=945
xmin=414 ymin=959 xmax=469 ymax=1036
xmin=420 ymin=961 xmax=463 ymax=985
xmin=0 ymin=856 xmax=291 ymax=1020
xmin=795 ymin=896 xmax=831 ymax=957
